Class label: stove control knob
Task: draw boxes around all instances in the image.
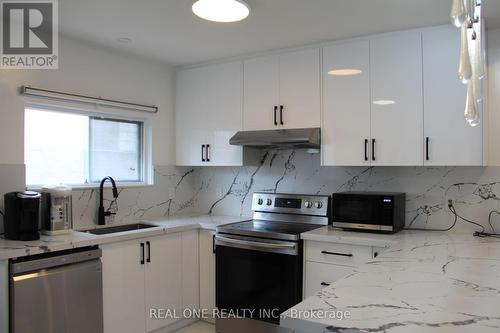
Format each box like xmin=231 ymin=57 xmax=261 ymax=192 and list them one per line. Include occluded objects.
xmin=265 ymin=199 xmax=273 ymax=206
xmin=304 ymin=201 xmax=313 ymax=208
xmin=314 ymin=201 xmax=323 ymax=209
xmin=257 ymin=198 xmax=264 ymax=205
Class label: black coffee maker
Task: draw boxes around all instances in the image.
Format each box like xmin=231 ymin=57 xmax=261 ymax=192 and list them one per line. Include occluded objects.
xmin=3 ymin=191 xmax=41 ymax=241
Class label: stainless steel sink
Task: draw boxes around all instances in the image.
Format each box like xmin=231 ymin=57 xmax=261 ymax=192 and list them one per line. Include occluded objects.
xmin=84 ymin=223 xmax=156 ymax=235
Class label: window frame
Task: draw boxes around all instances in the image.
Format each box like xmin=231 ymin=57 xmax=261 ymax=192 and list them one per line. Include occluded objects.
xmin=25 ymin=103 xmax=153 ymax=190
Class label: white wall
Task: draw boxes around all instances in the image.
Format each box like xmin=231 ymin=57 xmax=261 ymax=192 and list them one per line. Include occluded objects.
xmin=0 ymin=36 xmax=175 ymax=166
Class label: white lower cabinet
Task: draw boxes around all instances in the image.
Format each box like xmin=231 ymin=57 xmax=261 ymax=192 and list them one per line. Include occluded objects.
xmin=304 ymin=240 xmax=380 ymax=298
xmin=304 ymin=262 xmax=354 ymax=298
xmin=102 ymin=231 xmax=199 ymax=333
xmin=199 ymin=230 xmax=216 ymax=323
xmin=145 ymin=233 xmax=183 ymax=332
xmin=181 ymin=230 xmax=200 ymax=311
xmin=102 ymin=239 xmax=147 ymax=333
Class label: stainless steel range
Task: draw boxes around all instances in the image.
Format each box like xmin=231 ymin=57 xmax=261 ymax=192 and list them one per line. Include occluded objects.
xmin=215 ymin=192 xmax=330 ymax=333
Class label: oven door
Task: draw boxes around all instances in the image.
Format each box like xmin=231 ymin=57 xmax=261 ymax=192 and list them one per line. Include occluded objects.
xmin=215 ymin=234 xmax=302 ymax=325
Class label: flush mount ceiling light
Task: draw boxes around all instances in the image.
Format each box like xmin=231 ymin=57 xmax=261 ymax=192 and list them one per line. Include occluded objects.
xmin=192 ymin=0 xmax=250 ymax=22
xmin=116 ymin=37 xmax=132 ymax=43
xmin=373 ymin=100 xmax=396 ymax=106
xmin=328 ymin=69 xmax=363 ymax=76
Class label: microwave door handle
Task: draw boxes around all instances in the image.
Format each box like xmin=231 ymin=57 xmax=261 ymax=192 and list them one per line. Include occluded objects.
xmin=215 ymin=235 xmax=296 ymax=250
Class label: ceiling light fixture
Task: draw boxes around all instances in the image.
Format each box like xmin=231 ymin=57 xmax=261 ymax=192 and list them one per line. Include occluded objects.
xmin=450 ymin=0 xmax=485 ymax=126
xmin=192 ymin=0 xmax=250 ymax=23
xmin=328 ymin=69 xmax=363 ymax=76
xmin=373 ymin=100 xmax=396 ymax=106
xmin=116 ymin=37 xmax=132 ymax=43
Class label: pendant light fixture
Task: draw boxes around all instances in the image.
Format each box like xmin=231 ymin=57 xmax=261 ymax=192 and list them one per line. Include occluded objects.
xmin=464 ymin=82 xmax=480 ymax=126
xmin=451 ymin=0 xmax=485 ymax=127
xmin=464 ymin=0 xmax=476 ymax=22
xmin=192 ymin=0 xmax=250 ymax=23
xmin=458 ymin=22 xmax=473 ymax=84
xmin=473 ymin=3 xmax=486 ymax=79
xmin=450 ymin=0 xmax=467 ymax=27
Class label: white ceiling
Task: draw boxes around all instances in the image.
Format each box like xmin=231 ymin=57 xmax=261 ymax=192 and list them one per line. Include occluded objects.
xmin=59 ymin=0 xmax=500 ymax=67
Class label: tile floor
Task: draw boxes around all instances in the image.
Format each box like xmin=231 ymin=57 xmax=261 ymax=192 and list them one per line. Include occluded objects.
xmin=173 ymin=321 xmax=215 ymax=333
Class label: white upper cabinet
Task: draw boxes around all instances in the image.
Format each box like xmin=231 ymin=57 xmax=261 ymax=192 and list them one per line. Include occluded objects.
xmin=243 ymin=55 xmax=280 ymax=130
xmin=176 ymin=62 xmax=242 ymax=166
xmin=176 ymin=67 xmax=208 ymax=166
xmin=205 ymin=62 xmax=243 ymax=166
xmin=423 ymin=27 xmax=482 ymax=166
xmin=322 ymin=40 xmax=371 ymax=166
xmin=370 ymin=32 xmax=424 ymax=166
xmin=243 ymin=49 xmax=320 ymax=131
xmin=279 ymin=48 xmax=321 ymax=129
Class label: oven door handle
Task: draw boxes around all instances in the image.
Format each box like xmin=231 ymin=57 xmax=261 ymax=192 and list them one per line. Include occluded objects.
xmin=215 ymin=235 xmax=297 ymax=251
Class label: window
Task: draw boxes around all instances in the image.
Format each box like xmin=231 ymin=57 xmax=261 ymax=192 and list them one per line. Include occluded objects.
xmin=25 ymin=107 xmax=147 ymax=187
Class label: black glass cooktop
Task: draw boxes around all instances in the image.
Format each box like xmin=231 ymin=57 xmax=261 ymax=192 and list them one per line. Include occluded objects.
xmin=216 ymin=220 xmax=324 ymax=241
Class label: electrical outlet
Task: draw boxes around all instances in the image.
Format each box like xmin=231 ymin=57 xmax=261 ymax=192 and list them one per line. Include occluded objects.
xmin=168 ymin=188 xmax=175 ymax=200
xmin=447 ymin=199 xmax=454 ymax=207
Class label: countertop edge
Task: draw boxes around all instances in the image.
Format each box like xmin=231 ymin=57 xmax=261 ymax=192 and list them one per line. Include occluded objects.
xmin=0 ymin=214 xmax=248 ymax=260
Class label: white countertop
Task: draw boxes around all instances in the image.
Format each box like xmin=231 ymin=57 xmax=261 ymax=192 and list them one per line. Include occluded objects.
xmin=0 ymin=214 xmax=249 ymax=260
xmin=282 ymin=226 xmax=500 ymax=333
xmin=300 ymin=226 xmax=396 ymax=248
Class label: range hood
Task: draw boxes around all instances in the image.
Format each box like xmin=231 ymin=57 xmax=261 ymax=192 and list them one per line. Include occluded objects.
xmin=229 ymin=128 xmax=320 ymax=149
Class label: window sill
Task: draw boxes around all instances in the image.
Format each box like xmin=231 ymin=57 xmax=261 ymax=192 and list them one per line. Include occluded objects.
xmin=27 ymin=182 xmax=154 ymax=191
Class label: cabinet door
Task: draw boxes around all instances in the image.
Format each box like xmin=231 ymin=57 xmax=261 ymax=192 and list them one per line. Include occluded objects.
xmin=176 ymin=67 xmax=208 ymax=166
xmin=370 ymin=32 xmax=424 ymax=166
xmin=181 ymin=230 xmax=200 ymax=310
xmin=205 ymin=62 xmax=243 ymax=166
xmin=279 ymin=48 xmax=321 ymax=129
xmin=102 ymin=240 xmax=146 ymax=333
xmin=199 ymin=230 xmax=216 ymax=323
xmin=243 ymin=55 xmax=280 ymax=130
xmin=304 ymin=261 xmax=354 ymax=298
xmin=322 ymin=41 xmax=371 ymax=166
xmin=423 ymin=27 xmax=482 ymax=166
xmin=145 ymin=233 xmax=182 ymax=332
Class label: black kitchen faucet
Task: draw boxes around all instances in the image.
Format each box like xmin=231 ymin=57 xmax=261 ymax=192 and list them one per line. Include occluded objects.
xmin=98 ymin=176 xmax=119 ymax=225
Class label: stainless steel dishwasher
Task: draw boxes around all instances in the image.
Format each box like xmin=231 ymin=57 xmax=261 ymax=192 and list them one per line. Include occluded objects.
xmin=9 ymin=247 xmax=103 ymax=333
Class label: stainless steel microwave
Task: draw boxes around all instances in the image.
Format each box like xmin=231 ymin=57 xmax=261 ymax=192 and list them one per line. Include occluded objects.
xmin=331 ymin=192 xmax=405 ymax=233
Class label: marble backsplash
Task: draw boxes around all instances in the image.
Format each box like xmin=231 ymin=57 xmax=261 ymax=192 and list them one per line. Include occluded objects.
xmin=2 ymin=149 xmax=500 ymax=232
xmin=0 ymin=165 xmax=198 ymax=232
xmin=188 ymin=150 xmax=500 ymax=232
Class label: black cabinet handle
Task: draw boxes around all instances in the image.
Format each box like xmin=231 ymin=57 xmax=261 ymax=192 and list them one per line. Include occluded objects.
xmin=146 ymin=241 xmax=151 ymax=263
xmin=425 ymin=137 xmax=430 ymax=161
xmin=372 ymin=139 xmax=376 ymax=161
xmin=206 ymin=144 xmax=210 ymax=162
xmin=273 ymin=106 xmax=278 ymax=126
xmin=321 ymin=250 xmax=353 ymax=257
xmin=140 ymin=243 xmax=145 ymax=265
xmin=364 ymin=139 xmax=369 ymax=161
xmin=201 ymin=145 xmax=206 ymax=162
xmin=279 ymin=105 xmax=284 ymax=125
xmin=321 ymin=282 xmax=331 ymax=286
xmin=212 ymin=234 xmax=216 ymax=254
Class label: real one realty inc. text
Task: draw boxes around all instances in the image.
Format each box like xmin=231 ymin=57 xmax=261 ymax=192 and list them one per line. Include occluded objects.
xmin=149 ymin=308 xmax=351 ymax=321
